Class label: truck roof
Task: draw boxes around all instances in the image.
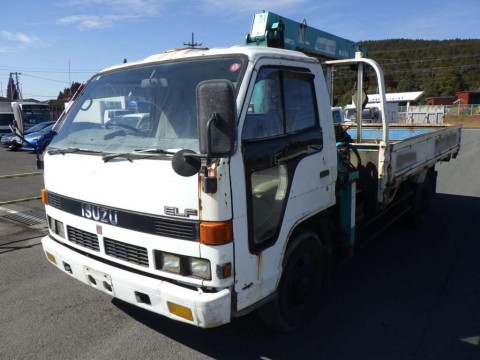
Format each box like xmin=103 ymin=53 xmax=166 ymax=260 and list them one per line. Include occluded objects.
xmin=99 ymin=45 xmax=320 ymax=74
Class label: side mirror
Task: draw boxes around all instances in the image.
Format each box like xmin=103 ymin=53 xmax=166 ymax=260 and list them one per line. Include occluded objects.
xmin=197 ymin=79 xmax=236 ymax=158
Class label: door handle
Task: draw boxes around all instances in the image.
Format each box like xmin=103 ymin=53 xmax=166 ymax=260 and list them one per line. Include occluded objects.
xmin=320 ymin=169 xmax=330 ymax=178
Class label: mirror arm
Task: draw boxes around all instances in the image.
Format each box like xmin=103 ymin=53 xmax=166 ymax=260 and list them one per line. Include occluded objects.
xmin=205 ymin=112 xmax=218 ymax=165
xmin=180 ymin=112 xmax=219 ymax=194
xmin=182 ymin=112 xmax=218 ymax=163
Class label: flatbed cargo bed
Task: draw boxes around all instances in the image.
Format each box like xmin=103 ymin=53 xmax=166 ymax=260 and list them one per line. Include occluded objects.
xmin=345 ymin=123 xmax=460 ymax=143
xmin=343 ymin=123 xmax=462 ymax=205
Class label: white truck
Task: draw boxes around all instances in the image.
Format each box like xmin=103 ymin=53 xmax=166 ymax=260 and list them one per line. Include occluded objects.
xmin=39 ymin=12 xmax=461 ymax=331
xmin=343 ymin=102 xmax=399 ymax=124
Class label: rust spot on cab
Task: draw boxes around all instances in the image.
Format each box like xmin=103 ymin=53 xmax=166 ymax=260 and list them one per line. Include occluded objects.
xmin=242 ymin=282 xmax=254 ymax=290
xmin=197 ymin=173 xmax=203 ymax=216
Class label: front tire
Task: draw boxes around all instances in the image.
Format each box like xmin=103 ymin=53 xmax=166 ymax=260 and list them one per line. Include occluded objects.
xmin=258 ymin=230 xmax=326 ymax=332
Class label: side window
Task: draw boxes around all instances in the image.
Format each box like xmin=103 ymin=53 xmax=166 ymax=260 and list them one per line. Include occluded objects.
xmin=242 ymin=69 xmax=283 ymax=139
xmin=283 ymin=73 xmax=317 ymax=132
xmin=242 ymin=67 xmax=318 ymax=140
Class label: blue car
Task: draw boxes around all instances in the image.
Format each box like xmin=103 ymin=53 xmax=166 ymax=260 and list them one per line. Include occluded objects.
xmin=1 ymin=121 xmax=55 ymax=150
xmin=21 ymin=124 xmax=55 ymax=152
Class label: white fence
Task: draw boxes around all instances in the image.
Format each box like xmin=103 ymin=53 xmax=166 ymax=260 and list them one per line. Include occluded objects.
xmin=399 ymin=104 xmax=480 ymax=124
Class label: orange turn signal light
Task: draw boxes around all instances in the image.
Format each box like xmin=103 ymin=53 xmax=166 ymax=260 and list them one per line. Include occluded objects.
xmin=216 ymin=262 xmax=232 ymax=279
xmin=46 ymin=251 xmax=57 ymax=265
xmin=41 ymin=189 xmax=48 ymax=205
xmin=167 ymin=302 xmax=194 ymax=321
xmin=200 ymin=220 xmax=233 ymax=245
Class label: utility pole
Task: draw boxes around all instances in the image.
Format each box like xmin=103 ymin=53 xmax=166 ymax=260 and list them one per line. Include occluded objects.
xmin=14 ymin=72 xmax=22 ymax=100
xmin=183 ymin=33 xmax=202 ymax=48
xmin=9 ymin=72 xmax=23 ymax=100
xmin=9 ymin=74 xmax=14 ymax=100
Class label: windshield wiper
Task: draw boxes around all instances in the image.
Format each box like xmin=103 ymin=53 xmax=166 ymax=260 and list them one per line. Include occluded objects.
xmin=134 ymin=148 xmax=176 ymax=155
xmin=102 ymin=149 xmax=176 ymax=163
xmin=102 ymin=152 xmax=134 ymax=162
xmin=48 ymin=147 xmax=103 ymax=155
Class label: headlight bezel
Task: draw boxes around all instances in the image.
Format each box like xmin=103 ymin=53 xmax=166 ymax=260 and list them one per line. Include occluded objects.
xmin=154 ymin=251 xmax=211 ymax=280
xmin=159 ymin=252 xmax=182 ymax=274
xmin=187 ymin=257 xmax=211 ymax=279
xmin=47 ymin=215 xmax=65 ymax=238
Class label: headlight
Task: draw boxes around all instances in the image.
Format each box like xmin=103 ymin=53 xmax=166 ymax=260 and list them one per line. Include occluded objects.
xmin=160 ymin=252 xmax=181 ymax=274
xmin=48 ymin=216 xmax=55 ymax=230
xmin=56 ymin=220 xmax=65 ymax=238
xmin=188 ymin=258 xmax=211 ymax=279
xmin=48 ymin=216 xmax=65 ymax=238
xmin=31 ymin=135 xmax=45 ymax=141
xmin=155 ymin=251 xmax=211 ymax=279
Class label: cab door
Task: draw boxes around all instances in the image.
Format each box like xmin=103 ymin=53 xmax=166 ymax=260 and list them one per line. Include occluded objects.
xmin=241 ymin=66 xmax=324 ymax=253
xmin=232 ymin=60 xmax=337 ymax=312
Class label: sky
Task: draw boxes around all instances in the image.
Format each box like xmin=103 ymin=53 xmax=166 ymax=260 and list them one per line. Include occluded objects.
xmin=1 ymin=0 xmax=479 ymax=101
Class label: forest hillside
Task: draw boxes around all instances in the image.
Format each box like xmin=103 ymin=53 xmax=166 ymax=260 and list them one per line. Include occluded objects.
xmin=332 ymin=39 xmax=480 ymax=105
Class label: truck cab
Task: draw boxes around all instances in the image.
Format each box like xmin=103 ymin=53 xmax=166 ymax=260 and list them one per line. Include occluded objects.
xmin=41 ymin=46 xmax=337 ymax=328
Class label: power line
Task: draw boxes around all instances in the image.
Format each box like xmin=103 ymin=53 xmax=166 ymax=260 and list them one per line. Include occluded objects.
xmin=22 ymin=73 xmax=71 ymax=84
xmin=376 ymin=54 xmax=480 ymax=65
xmin=0 ymin=65 xmax=96 ymax=74
xmin=328 ymin=63 xmax=480 ymax=81
xmin=384 ymin=63 xmax=480 ymax=74
xmin=367 ymin=41 xmax=477 ymax=54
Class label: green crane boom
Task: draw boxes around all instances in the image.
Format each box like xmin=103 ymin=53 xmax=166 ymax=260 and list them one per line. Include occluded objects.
xmin=246 ymin=11 xmax=367 ymax=60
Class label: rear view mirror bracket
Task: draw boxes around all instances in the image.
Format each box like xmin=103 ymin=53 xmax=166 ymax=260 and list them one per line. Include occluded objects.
xmin=171 ymin=79 xmax=236 ymax=194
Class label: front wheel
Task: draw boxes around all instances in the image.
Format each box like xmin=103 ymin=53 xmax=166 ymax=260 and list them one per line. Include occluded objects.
xmin=258 ymin=230 xmax=326 ymax=332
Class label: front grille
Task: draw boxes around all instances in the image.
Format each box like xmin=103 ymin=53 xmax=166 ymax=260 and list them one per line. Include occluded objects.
xmin=47 ymin=193 xmax=62 ymax=209
xmin=67 ymin=226 xmax=100 ymax=251
xmin=104 ymin=238 xmax=149 ymax=267
xmin=154 ymin=220 xmax=198 ymax=241
xmin=44 ymin=191 xmax=199 ymax=241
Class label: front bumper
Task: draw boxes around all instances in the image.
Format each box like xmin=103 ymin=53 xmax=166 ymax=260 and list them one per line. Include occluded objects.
xmin=1 ymin=141 xmax=15 ymax=148
xmin=41 ymin=235 xmax=232 ymax=328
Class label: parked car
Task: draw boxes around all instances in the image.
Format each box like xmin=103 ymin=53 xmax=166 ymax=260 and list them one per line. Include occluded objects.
xmin=1 ymin=121 xmax=55 ymax=150
xmin=20 ymin=124 xmax=55 ymax=152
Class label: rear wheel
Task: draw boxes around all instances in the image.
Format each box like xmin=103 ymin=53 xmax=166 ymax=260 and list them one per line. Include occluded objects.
xmin=258 ymin=230 xmax=326 ymax=332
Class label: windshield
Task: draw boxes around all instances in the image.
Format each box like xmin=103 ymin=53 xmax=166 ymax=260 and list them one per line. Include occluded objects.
xmin=344 ymin=108 xmax=378 ymax=122
xmin=50 ymin=56 xmax=245 ymax=155
xmin=0 ymin=113 xmax=14 ymax=126
xmin=21 ymin=105 xmax=51 ymax=125
xmin=27 ymin=121 xmax=54 ymax=133
xmin=38 ymin=124 xmax=54 ymax=133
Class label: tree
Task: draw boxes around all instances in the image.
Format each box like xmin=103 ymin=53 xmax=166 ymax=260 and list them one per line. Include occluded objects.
xmin=57 ymin=82 xmax=82 ymax=100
